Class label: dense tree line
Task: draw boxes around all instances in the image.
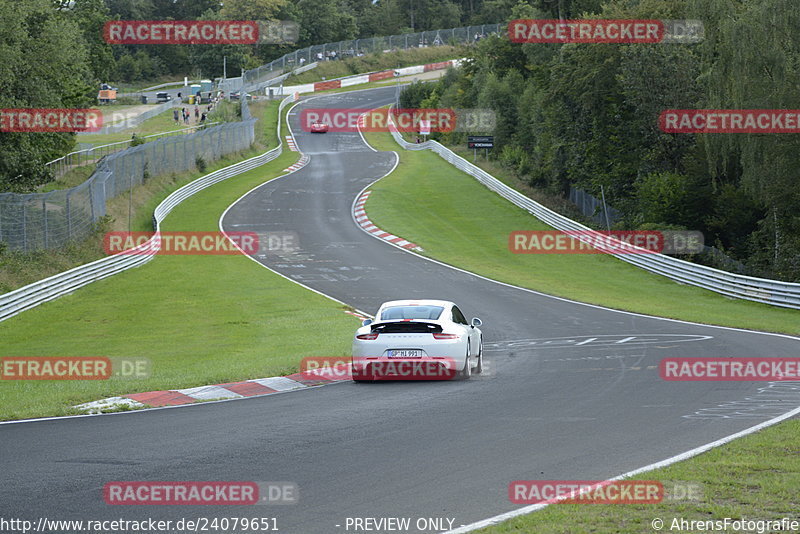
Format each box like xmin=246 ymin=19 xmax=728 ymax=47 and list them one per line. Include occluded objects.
xmin=102 ymin=0 xmax=513 ymax=83
xmin=0 ymin=0 xmax=515 ymax=192
xmin=405 ymin=0 xmax=800 ymax=280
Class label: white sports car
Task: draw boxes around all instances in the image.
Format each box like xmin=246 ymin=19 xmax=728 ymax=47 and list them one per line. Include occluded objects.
xmin=351 ymin=299 xmax=483 ymax=381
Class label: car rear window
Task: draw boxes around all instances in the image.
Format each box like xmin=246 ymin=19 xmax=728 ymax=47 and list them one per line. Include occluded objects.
xmin=379 ymin=306 xmax=443 ymax=320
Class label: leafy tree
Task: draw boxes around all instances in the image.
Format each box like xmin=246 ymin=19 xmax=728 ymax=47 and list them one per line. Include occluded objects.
xmin=219 ymin=0 xmax=287 ymax=20
xmin=0 ymin=0 xmax=95 ymax=191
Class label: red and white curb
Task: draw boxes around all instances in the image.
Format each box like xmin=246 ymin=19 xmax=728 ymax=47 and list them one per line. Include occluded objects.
xmin=283 ymin=154 xmax=309 ymax=173
xmin=74 ymin=310 xmax=367 ymax=414
xmin=75 ymin=370 xmax=349 ymax=414
xmin=285 ymin=135 xmax=298 ymax=151
xmin=354 ymin=191 xmax=423 ymax=251
xmin=344 ymin=309 xmax=370 ymax=321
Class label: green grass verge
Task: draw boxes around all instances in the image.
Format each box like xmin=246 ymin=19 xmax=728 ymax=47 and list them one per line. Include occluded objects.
xmin=76 ymin=101 xmax=240 ymax=150
xmin=474 ymin=419 xmax=800 ymax=534
xmin=0 ymin=99 xmax=357 ymax=421
xmin=361 ymin=130 xmax=800 ymax=334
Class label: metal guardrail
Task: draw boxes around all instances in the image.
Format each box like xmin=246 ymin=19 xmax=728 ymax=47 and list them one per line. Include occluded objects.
xmin=386 ymin=120 xmax=800 ymax=310
xmin=240 ymin=24 xmax=501 ymax=92
xmin=0 ymin=95 xmax=293 ymax=323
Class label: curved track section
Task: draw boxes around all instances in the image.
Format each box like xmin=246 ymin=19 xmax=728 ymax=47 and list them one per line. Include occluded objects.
xmin=2 ymin=87 xmax=799 ymax=534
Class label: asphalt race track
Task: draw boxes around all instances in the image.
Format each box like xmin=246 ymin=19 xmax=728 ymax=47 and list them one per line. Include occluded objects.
xmin=2 ymin=86 xmax=800 ymax=533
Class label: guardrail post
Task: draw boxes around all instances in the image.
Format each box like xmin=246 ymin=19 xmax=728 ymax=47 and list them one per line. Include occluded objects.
xmin=89 ymin=180 xmax=95 ymax=221
xmin=42 ymin=196 xmax=48 ymax=249
xmin=66 ymin=191 xmax=71 ymax=239
xmin=22 ymin=201 xmax=27 ymax=251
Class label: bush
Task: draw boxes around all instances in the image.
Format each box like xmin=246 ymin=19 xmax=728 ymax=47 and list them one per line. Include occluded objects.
xmin=129 ymin=134 xmax=146 ymax=147
xmin=195 ymin=156 xmax=207 ymax=173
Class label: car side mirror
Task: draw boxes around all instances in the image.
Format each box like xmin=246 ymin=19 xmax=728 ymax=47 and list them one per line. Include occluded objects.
xmin=362 ymin=319 xmax=373 ymax=327
xmin=471 ymin=317 xmax=482 ymax=327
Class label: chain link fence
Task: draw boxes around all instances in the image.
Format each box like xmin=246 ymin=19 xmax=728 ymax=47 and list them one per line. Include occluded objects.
xmin=1 ymin=118 xmax=255 ymax=251
xmin=569 ymin=187 xmax=622 ymax=228
xmin=45 ymin=122 xmax=221 ymax=180
xmin=240 ymin=24 xmax=501 ymax=90
xmin=83 ymin=100 xmax=181 ymax=136
xmin=568 ymin=186 xmax=753 ymax=274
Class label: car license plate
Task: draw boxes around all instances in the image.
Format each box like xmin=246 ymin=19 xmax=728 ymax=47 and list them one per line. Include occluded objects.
xmin=388 ymin=349 xmax=423 ymax=358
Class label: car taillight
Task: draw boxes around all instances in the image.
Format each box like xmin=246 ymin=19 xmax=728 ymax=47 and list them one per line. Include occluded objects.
xmin=356 ymin=333 xmax=379 ymax=340
xmin=432 ymin=333 xmax=459 ymax=340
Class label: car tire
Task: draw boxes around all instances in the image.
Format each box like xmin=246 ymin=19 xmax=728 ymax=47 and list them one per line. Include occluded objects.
xmin=474 ymin=339 xmax=483 ymax=374
xmin=457 ymin=344 xmax=471 ymax=380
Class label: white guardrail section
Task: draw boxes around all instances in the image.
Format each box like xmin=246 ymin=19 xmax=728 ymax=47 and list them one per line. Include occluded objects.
xmin=387 ymin=118 xmax=800 ymax=310
xmin=0 ymin=95 xmax=293 ymax=323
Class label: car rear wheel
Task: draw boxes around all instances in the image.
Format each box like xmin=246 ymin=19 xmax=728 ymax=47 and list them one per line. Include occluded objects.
xmin=474 ymin=340 xmax=483 ymax=374
xmin=457 ymin=344 xmax=472 ymax=380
